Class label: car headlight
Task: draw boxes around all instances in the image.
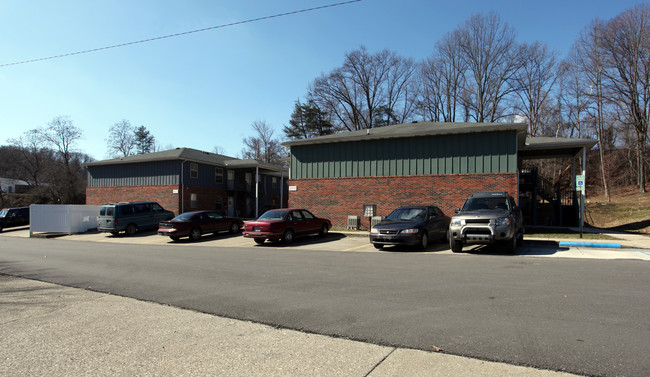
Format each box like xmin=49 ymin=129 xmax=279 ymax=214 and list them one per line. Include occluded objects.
xmin=370 ymin=227 xmax=379 ymax=234
xmin=495 ymin=217 xmax=511 ymax=226
xmin=450 ymin=219 xmax=464 ymax=227
xmin=400 ymin=228 xmax=419 ymax=234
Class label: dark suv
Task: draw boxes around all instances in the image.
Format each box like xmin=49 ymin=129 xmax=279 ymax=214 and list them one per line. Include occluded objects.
xmin=0 ymin=206 xmax=30 ymax=232
xmin=448 ymin=192 xmax=524 ymax=254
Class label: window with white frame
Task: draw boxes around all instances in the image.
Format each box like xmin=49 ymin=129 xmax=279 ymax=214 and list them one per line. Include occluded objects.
xmin=215 ymin=167 xmax=223 ymax=184
xmin=190 ymin=163 xmax=198 ymax=179
xmin=190 ymin=193 xmax=198 ymax=208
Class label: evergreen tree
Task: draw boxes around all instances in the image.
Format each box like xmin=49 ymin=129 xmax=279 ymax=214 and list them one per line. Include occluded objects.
xmin=134 ymin=126 xmax=155 ymax=154
xmin=283 ymin=100 xmax=335 ymax=140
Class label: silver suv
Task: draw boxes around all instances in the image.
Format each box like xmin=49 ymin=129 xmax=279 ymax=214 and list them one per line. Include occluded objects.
xmin=448 ymin=192 xmax=524 ymax=254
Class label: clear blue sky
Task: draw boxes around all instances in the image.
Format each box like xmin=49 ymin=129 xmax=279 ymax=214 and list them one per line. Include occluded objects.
xmin=0 ymin=0 xmax=644 ymax=160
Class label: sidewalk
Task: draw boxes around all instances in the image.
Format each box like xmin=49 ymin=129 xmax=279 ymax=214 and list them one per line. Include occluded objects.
xmin=0 ymin=275 xmax=576 ymax=376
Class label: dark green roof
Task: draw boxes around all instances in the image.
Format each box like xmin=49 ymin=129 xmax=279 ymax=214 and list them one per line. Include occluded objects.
xmin=281 ymin=122 xmax=529 ymax=147
xmin=86 ymin=147 xmax=288 ymax=173
xmin=282 ymin=121 xmax=598 ymax=159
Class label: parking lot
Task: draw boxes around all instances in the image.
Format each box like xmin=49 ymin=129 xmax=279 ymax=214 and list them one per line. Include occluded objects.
xmin=3 ymin=226 xmax=650 ymax=261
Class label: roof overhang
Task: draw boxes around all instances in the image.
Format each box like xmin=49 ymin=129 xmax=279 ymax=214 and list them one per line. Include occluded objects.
xmin=519 ymin=137 xmax=598 ymax=159
xmin=223 ymin=159 xmax=288 ymax=175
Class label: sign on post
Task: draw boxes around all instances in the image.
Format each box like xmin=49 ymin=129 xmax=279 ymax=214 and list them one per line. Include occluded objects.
xmin=576 ymin=175 xmax=585 ymax=192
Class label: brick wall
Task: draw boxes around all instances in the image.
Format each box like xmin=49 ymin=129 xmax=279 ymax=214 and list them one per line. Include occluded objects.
xmin=86 ymin=185 xmax=230 ymax=216
xmin=182 ymin=185 xmax=227 ymax=214
xmin=86 ymin=185 xmax=180 ymax=214
xmin=288 ymin=173 xmax=518 ymax=229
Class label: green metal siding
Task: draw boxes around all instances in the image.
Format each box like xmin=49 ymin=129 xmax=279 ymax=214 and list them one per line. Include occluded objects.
xmin=290 ymin=131 xmax=517 ymax=179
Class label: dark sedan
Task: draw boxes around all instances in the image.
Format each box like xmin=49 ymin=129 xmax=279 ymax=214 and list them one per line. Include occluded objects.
xmin=242 ymin=208 xmax=331 ymax=244
xmin=369 ymin=206 xmax=450 ymax=250
xmin=158 ymin=211 xmax=244 ymax=241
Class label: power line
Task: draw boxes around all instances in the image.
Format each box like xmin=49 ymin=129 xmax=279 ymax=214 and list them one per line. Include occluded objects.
xmin=1 ymin=0 xmax=362 ymax=68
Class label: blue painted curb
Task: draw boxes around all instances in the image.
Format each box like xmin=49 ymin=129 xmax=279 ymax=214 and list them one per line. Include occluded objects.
xmin=559 ymin=241 xmax=621 ymax=248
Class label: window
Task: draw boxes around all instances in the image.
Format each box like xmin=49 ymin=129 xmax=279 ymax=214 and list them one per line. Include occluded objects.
xmin=300 ymin=210 xmax=314 ymax=220
xmin=272 ymin=177 xmax=278 ymax=189
xmin=133 ymin=204 xmax=150 ymax=214
xmin=191 ymin=193 xmax=198 ymax=208
xmin=190 ymin=163 xmax=198 ymax=179
xmin=215 ymin=167 xmax=223 ymax=184
xmin=227 ymin=170 xmax=235 ymax=181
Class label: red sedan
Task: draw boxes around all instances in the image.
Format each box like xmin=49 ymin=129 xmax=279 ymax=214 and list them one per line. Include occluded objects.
xmin=158 ymin=210 xmax=244 ymax=241
xmin=243 ymin=208 xmax=331 ymax=244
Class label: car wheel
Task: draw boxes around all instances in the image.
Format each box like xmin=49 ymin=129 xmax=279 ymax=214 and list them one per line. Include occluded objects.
xmin=373 ymin=244 xmax=384 ymax=250
xmin=254 ymin=238 xmax=265 ymax=245
xmin=282 ymin=229 xmax=295 ymax=244
xmin=516 ymin=232 xmax=524 ymax=246
xmin=190 ymin=228 xmax=202 ymax=241
xmin=505 ymin=236 xmax=517 ymax=254
xmin=419 ymin=233 xmax=429 ymax=249
xmin=230 ymin=222 xmax=240 ymax=234
xmin=319 ymin=223 xmax=329 ymax=237
xmin=450 ymin=238 xmax=463 ymax=253
xmin=125 ymin=224 xmax=137 ymax=236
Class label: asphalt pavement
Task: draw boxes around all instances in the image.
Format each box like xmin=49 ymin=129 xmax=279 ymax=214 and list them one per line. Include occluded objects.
xmin=1 ymin=226 xmax=649 ymax=376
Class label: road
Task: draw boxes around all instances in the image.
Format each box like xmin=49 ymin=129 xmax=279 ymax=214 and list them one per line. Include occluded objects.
xmin=1 ymin=234 xmax=649 ymax=376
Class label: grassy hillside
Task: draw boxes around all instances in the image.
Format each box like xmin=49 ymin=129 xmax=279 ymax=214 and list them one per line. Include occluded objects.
xmin=586 ymin=187 xmax=650 ymax=233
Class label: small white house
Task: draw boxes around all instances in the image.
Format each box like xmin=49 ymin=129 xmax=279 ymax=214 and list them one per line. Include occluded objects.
xmin=0 ymin=178 xmax=29 ymax=194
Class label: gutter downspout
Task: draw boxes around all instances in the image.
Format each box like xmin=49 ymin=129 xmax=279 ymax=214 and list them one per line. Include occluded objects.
xmin=255 ymin=166 xmax=259 ymax=217
xmin=280 ymin=170 xmax=284 ymax=209
xmin=180 ymin=160 xmax=185 ymax=214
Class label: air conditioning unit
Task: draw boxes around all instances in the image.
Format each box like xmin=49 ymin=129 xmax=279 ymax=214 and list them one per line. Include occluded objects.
xmin=347 ymin=215 xmax=360 ymax=230
xmin=371 ymin=216 xmax=385 ymax=227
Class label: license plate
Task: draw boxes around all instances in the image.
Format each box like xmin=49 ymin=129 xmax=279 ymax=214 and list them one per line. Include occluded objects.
xmin=253 ymin=227 xmax=260 ymax=232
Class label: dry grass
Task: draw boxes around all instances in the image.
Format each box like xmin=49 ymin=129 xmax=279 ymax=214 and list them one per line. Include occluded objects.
xmin=585 ymin=187 xmax=650 ymax=233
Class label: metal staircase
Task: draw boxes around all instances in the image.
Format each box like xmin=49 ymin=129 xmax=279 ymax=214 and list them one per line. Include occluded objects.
xmin=520 ymin=167 xmax=578 ymax=226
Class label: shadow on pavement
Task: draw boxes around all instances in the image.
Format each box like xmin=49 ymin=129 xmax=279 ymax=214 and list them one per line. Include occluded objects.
xmin=460 ymin=240 xmax=569 ymax=256
xmin=250 ymin=233 xmax=347 ymax=247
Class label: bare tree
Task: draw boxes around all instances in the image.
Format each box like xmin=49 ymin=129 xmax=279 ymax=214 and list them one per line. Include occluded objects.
xmin=7 ymin=128 xmax=49 ymax=186
xmin=212 ymin=145 xmax=227 ymax=155
xmin=106 ymin=119 xmax=136 ymax=157
xmin=599 ymin=4 xmax=650 ymax=193
xmin=511 ymin=42 xmax=560 ymax=136
xmin=420 ymin=30 xmax=467 ymax=122
xmin=241 ymin=121 xmax=285 ymax=165
xmin=568 ymin=20 xmax=611 ymax=200
xmin=457 ymin=12 xmax=521 ymax=122
xmin=41 ymin=116 xmax=86 ymax=203
xmin=44 ymin=116 xmax=82 ymax=169
xmin=309 ymin=46 xmax=418 ymax=131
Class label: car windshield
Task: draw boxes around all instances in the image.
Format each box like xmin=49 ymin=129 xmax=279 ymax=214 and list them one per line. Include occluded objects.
xmin=0 ymin=209 xmax=7 ymax=217
xmin=258 ymin=210 xmax=287 ymax=221
xmin=386 ymin=208 xmax=426 ymax=221
xmin=462 ymin=197 xmax=509 ymax=211
xmin=173 ymin=213 xmax=195 ymax=221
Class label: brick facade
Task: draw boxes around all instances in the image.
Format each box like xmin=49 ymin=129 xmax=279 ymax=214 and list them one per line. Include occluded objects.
xmin=288 ymin=173 xmax=518 ymax=229
xmin=86 ymin=185 xmax=233 ymax=216
xmin=86 ymin=185 xmax=181 ymax=215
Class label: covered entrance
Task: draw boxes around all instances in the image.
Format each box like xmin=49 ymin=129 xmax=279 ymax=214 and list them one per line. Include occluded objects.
xmin=518 ymin=137 xmax=598 ymax=227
